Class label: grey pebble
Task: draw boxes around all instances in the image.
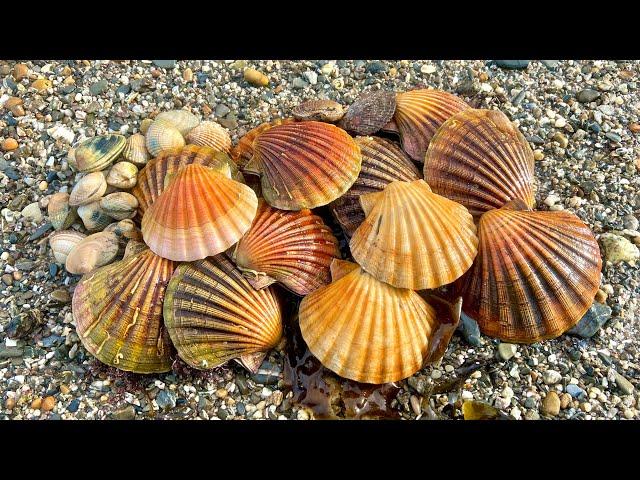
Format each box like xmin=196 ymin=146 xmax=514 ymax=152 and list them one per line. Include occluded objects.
xmin=567 ymin=302 xmax=612 ymax=338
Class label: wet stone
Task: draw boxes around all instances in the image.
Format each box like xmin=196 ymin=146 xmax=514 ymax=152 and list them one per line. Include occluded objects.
xmin=568 ymin=302 xmax=612 ymax=338
xmin=111 ymin=405 xmax=136 ymax=420
xmin=156 ymin=389 xmax=176 ymax=410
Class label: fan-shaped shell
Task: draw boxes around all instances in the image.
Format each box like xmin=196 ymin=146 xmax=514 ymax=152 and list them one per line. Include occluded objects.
xmin=350 ymin=179 xmax=478 ymax=290
xmin=231 ymin=118 xmax=296 ymax=169
xmin=292 ymin=99 xmax=345 ymax=122
xmin=69 ymin=172 xmax=107 ymax=207
xmin=233 ymin=200 xmax=340 ymax=295
xmin=423 ymin=108 xmax=536 ymax=218
xmin=73 ymin=135 xmax=126 ymax=173
xmin=245 ymin=121 xmax=362 ymax=210
xmin=154 ymin=109 xmax=200 ymax=137
xmin=106 ymin=162 xmax=138 ymax=189
xmin=163 ymin=254 xmax=283 ymax=371
xmin=65 ymin=231 xmax=120 ymax=275
xmin=185 ymin=121 xmax=232 ymax=153
xmin=48 ymin=192 xmax=77 ymax=231
xmin=49 ymin=230 xmax=86 ymax=264
xmin=394 ymin=89 xmax=470 ymax=162
xmin=72 ymin=249 xmax=175 ymax=373
xmin=299 ymin=259 xmax=438 ymax=384
xmin=141 ymin=164 xmax=258 ymax=262
xmin=458 ymin=200 xmax=602 ymax=343
xmin=338 ymin=90 xmax=397 ymax=135
xmin=122 ymin=133 xmax=150 ymax=166
xmin=145 ymin=122 xmax=186 ymax=157
xmin=330 ymin=136 xmax=421 ymax=237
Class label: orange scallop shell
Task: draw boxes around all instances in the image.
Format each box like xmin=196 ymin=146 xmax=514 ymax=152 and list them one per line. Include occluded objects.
xmin=185 ymin=121 xmax=232 ymax=153
xmin=231 ymin=118 xmax=296 ymax=169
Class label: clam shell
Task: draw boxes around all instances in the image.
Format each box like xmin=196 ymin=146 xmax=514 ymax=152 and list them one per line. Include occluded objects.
xmin=145 ymin=122 xmax=186 ymax=157
xmin=292 ymin=99 xmax=345 ymax=122
xmin=73 ymin=135 xmax=126 ymax=173
xmin=458 ymin=200 xmax=602 ymax=343
xmin=230 ymin=118 xmax=296 ymax=169
xmin=245 ymin=121 xmax=362 ymax=210
xmin=77 ymin=201 xmax=114 ymax=232
xmin=65 ymin=231 xmax=120 ymax=275
xmin=104 ymin=219 xmax=142 ymax=241
xmin=185 ymin=121 xmax=232 ymax=153
xmin=350 ymin=179 xmax=478 ymax=290
xmin=330 ymin=136 xmax=421 ymax=238
xmin=154 ymin=109 xmax=200 ymax=137
xmin=48 ymin=192 xmax=77 ymax=231
xmin=122 ymin=133 xmax=150 ymax=166
xmin=141 ymin=164 xmax=258 ymax=262
xmin=99 ymin=192 xmax=138 ymax=221
xmin=338 ymin=89 xmax=397 ymax=135
xmin=423 ymin=108 xmax=536 ymax=218
xmin=68 ymin=172 xmax=107 ymax=207
xmin=49 ymin=230 xmax=86 ymax=264
xmin=72 ymin=249 xmax=175 ymax=373
xmin=163 ymin=254 xmax=283 ymax=371
xmin=299 ymin=259 xmax=438 ymax=384
xmin=234 ymin=199 xmax=340 ymax=295
xmin=106 ymin=162 xmax=138 ymax=189
xmin=394 ymin=89 xmax=470 ymax=162
xmin=123 ymin=240 xmax=148 ymax=259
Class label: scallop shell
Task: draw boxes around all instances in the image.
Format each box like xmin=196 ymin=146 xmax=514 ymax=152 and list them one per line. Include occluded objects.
xmin=77 ymin=201 xmax=114 ymax=232
xmin=185 ymin=121 xmax=232 ymax=153
xmin=73 ymin=135 xmax=126 ymax=173
xmin=49 ymin=230 xmax=86 ymax=264
xmin=141 ymin=164 xmax=258 ymax=262
xmin=68 ymin=172 xmax=107 ymax=207
xmin=423 ymin=108 xmax=536 ymax=218
xmin=233 ymin=200 xmax=340 ymax=295
xmin=245 ymin=121 xmax=362 ymax=210
xmin=106 ymin=162 xmax=138 ymax=189
xmin=145 ymin=122 xmax=186 ymax=157
xmin=132 ymin=145 xmax=236 ymax=217
xmin=65 ymin=231 xmax=120 ymax=275
xmin=394 ymin=89 xmax=470 ymax=162
xmin=338 ymin=90 xmax=397 ymax=135
xmin=299 ymin=259 xmax=438 ymax=384
xmin=72 ymin=248 xmax=175 ymax=373
xmin=48 ymin=192 xmax=77 ymax=231
xmin=458 ymin=200 xmax=602 ymax=343
xmin=99 ymin=192 xmax=138 ymax=221
xmin=230 ymin=118 xmax=296 ymax=169
xmin=330 ymin=136 xmax=421 ymax=238
xmin=154 ymin=109 xmax=200 ymax=137
xmin=122 ymin=133 xmax=150 ymax=166
xmin=292 ymin=99 xmax=345 ymax=122
xmin=163 ymin=254 xmax=283 ymax=371
xmin=350 ymin=179 xmax=478 ymax=290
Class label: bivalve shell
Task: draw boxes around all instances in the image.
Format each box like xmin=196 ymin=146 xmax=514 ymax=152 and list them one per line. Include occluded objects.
xmin=106 ymin=162 xmax=138 ymax=189
xmin=338 ymin=89 xmax=397 ymax=135
xmin=230 ymin=118 xmax=296 ymax=169
xmin=123 ymin=240 xmax=148 ymax=259
xmin=104 ymin=219 xmax=142 ymax=241
xmin=292 ymin=99 xmax=345 ymax=123
xmin=185 ymin=121 xmax=232 ymax=153
xmin=68 ymin=172 xmax=107 ymax=207
xmin=73 ymin=135 xmax=126 ymax=173
xmin=99 ymin=192 xmax=139 ymax=221
xmin=145 ymin=122 xmax=186 ymax=157
xmin=49 ymin=230 xmax=86 ymax=264
xmin=65 ymin=231 xmax=120 ymax=275
xmin=77 ymin=201 xmax=114 ymax=232
xmin=154 ymin=110 xmax=200 ymax=137
xmin=122 ymin=133 xmax=150 ymax=166
xmin=48 ymin=192 xmax=78 ymax=231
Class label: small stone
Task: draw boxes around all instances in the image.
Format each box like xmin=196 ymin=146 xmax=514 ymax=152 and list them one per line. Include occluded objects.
xmin=420 ymin=64 xmax=437 ymax=74
xmin=111 ymin=405 xmax=136 ymax=420
xmin=568 ymin=302 xmax=612 ymax=338
xmin=497 ymin=343 xmax=518 ymax=361
xmin=605 ymin=132 xmax=621 ymax=143
xmin=156 ymin=389 xmax=177 ymax=410
xmin=41 ymin=396 xmax=56 ymax=412
xmin=153 ymin=60 xmax=176 ymax=69
xmin=595 ymin=289 xmax=608 ymax=304
xmin=566 ymin=384 xmax=586 ymax=399
xmin=13 ymin=63 xmax=29 ymax=81
xmin=543 ymin=194 xmax=562 ymax=207
xmin=32 ymin=78 xmax=52 ymax=91
xmin=59 ymin=384 xmax=70 ymax=395
xmin=89 ymin=79 xmax=109 ymax=96
xmin=457 ymin=311 xmax=482 ymax=346
xmin=67 ymin=399 xmax=80 ymax=413
xmin=580 ymin=402 xmax=592 ymax=413
xmin=541 ymin=391 xmax=560 ymax=416
xmin=560 ymin=393 xmax=572 ymax=409
xmin=410 ymin=395 xmax=421 ymax=416
xmin=533 ymin=150 xmax=545 ymax=161
xmin=366 ymin=61 xmax=387 ymax=74
xmin=541 ymin=60 xmax=559 ymax=70
xmin=182 ymin=68 xmax=193 ymax=82
xmin=552 ymin=132 xmax=568 ymax=148
xmin=576 ymin=89 xmax=600 ymax=103
xmin=296 ymin=409 xmax=310 ymax=420
xmin=543 ymin=369 xmax=562 ymax=385
xmin=622 ymin=215 xmax=639 ymax=231
xmin=2 ymin=138 xmax=18 ymax=151
xmin=31 ymin=398 xmax=42 ymax=410
xmin=292 ymin=77 xmax=308 ymax=89
xmin=303 ymin=70 xmax=318 ymax=85
xmin=215 ymin=388 xmax=228 ymax=399
xmin=2 ymin=274 xmax=12 ymax=286
xmin=5 ymin=397 xmax=16 ymax=410
xmin=492 ymin=60 xmax=530 ymax=70
xmin=599 ymin=233 xmax=639 ymax=264
xmin=244 ymin=68 xmax=269 ymax=87
xmin=613 ymin=371 xmax=635 ymax=396
xmin=21 ymin=202 xmax=43 ymax=223
xmin=629 ymin=123 xmax=640 ymax=133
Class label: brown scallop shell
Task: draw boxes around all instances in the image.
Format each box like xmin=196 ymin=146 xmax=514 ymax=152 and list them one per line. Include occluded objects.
xmin=292 ymin=99 xmax=345 ymax=123
xmin=230 ymin=118 xmax=296 ymax=169
xmin=185 ymin=121 xmax=232 ymax=153
xmin=338 ymin=90 xmax=397 ymax=136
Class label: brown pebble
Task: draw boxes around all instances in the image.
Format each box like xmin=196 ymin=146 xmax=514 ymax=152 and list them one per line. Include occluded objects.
xmin=31 ymin=398 xmax=42 ymax=410
xmin=13 ymin=63 xmax=29 ymax=81
xmin=51 ymin=288 xmax=71 ymax=303
xmin=5 ymin=397 xmax=16 ymax=410
xmin=41 ymin=396 xmax=56 ymax=412
xmin=244 ymin=68 xmax=269 ymax=87
xmin=595 ymin=289 xmax=608 ymax=304
xmin=202 ymin=104 xmax=212 ymax=116
xmin=32 ymin=78 xmax=52 ymax=91
xmin=479 ymin=72 xmax=489 ymax=82
xmin=541 ymin=391 xmax=560 ymax=416
xmin=61 ymin=66 xmax=72 ymax=77
xmin=560 ymin=393 xmax=572 ymax=409
xmin=0 ymin=63 xmax=10 ymax=76
xmin=274 ymin=84 xmax=284 ymax=94
xmin=388 ymin=67 xmax=398 ymax=77
xmin=151 ymin=69 xmax=161 ymax=78
xmin=12 ymin=271 xmax=23 ymax=281
xmin=1 ymin=274 xmax=12 ymax=286
xmin=630 ymin=123 xmax=640 ymax=134
xmin=63 ymin=75 xmax=75 ymax=85
xmin=10 ymin=104 xmax=25 ymax=117
xmin=2 ymin=138 xmax=18 ymax=151
xmin=4 ymin=97 xmax=23 ymax=109
xmin=183 ymin=68 xmax=193 ymax=82
xmin=530 ymin=370 xmax=539 ymax=382
xmin=59 ymin=384 xmax=70 ymax=395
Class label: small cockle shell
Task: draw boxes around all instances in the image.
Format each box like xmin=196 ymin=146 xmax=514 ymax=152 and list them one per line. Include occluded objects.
xmin=122 ymin=133 xmax=150 ymax=166
xmin=394 ymin=89 xmax=470 ymax=162
xmin=230 ymin=118 xmax=296 ymax=169
xmin=185 ymin=121 xmax=232 ymax=153
xmin=350 ymin=180 xmax=478 ymax=290
xmin=104 ymin=219 xmax=142 ymax=241
xmin=77 ymin=201 xmax=114 ymax=232
xmin=233 ymin=200 xmax=340 ymax=295
xmin=65 ymin=231 xmax=120 ymax=275
xmin=338 ymin=89 xmax=397 ymax=135
xmin=72 ymin=248 xmax=175 ymax=373
xmin=73 ymin=134 xmax=126 ymax=173
xmin=330 ymin=136 xmax=421 ymax=238
xmin=299 ymin=259 xmax=438 ymax=384
xmin=292 ymin=99 xmax=346 ymax=123
xmin=48 ymin=192 xmax=78 ymax=231
xmin=245 ymin=121 xmax=362 ymax=210
xmin=106 ymin=162 xmax=138 ymax=189
xmin=154 ymin=109 xmax=200 ymax=137
xmin=458 ymin=200 xmax=602 ymax=343
xmin=68 ymin=172 xmax=107 ymax=207
xmin=99 ymin=192 xmax=139 ymax=221
xmin=163 ymin=254 xmax=283 ymax=371
xmin=423 ymin=108 xmax=536 ymax=218
xmin=141 ymin=164 xmax=258 ymax=262
xmin=145 ymin=122 xmax=186 ymax=157
xmin=49 ymin=230 xmax=86 ymax=264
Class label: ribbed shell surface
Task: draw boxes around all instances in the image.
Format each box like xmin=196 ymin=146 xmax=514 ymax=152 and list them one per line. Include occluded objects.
xmin=349 ymin=180 xmax=478 ymax=290
xmin=154 ymin=110 xmax=200 ymax=137
xmin=185 ymin=121 xmax=232 ymax=153
xmin=232 ymin=118 xmax=296 ymax=169
xmin=298 ymin=260 xmax=437 ymax=384
xmin=72 ymin=249 xmax=175 ymax=373
xmin=394 ymin=89 xmax=470 ymax=162
xmin=74 ymin=134 xmax=126 ymax=173
xmin=145 ymin=122 xmax=186 ymax=157
xmin=423 ymin=109 xmax=536 ymax=218
xmin=163 ymin=254 xmax=283 ymax=370
xmin=338 ymin=90 xmax=397 ymax=136
xmin=246 ymin=121 xmax=362 ymax=210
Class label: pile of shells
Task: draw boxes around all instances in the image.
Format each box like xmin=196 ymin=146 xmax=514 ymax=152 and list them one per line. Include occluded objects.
xmin=48 ymin=92 xmax=602 ymax=386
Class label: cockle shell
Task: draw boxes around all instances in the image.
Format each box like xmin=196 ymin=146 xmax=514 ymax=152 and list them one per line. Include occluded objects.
xmin=99 ymin=192 xmax=139 ymax=221
xmin=104 ymin=219 xmax=142 ymax=241
xmin=292 ymin=99 xmax=346 ymax=122
xmin=423 ymin=108 xmax=536 ymax=218
xmin=49 ymin=230 xmax=86 ymax=264
xmin=233 ymin=200 xmax=340 ymax=295
xmin=122 ymin=133 xmax=150 ymax=166
xmin=230 ymin=118 xmax=296 ymax=169
xmin=141 ymin=164 xmax=258 ymax=262
xmin=350 ymin=179 xmax=478 ymax=290
xmin=458 ymin=200 xmax=602 ymax=343
xmin=72 ymin=249 xmax=175 ymax=373
xmin=394 ymin=89 xmax=470 ymax=162
xmin=154 ymin=109 xmax=200 ymax=137
xmin=330 ymin=136 xmax=421 ymax=238
xmin=48 ymin=192 xmax=77 ymax=231
xmin=338 ymin=89 xmax=397 ymax=135
xmin=185 ymin=121 xmax=232 ymax=153
xmin=106 ymin=162 xmax=138 ymax=189
xmin=299 ymin=259 xmax=438 ymax=384
xmin=77 ymin=201 xmax=114 ymax=232
xmin=68 ymin=172 xmax=107 ymax=207
xmin=73 ymin=134 xmax=126 ymax=173
xmin=163 ymin=254 xmax=283 ymax=371
xmin=65 ymin=231 xmax=120 ymax=275
xmin=145 ymin=122 xmax=186 ymax=157
xmin=245 ymin=121 xmax=362 ymax=210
